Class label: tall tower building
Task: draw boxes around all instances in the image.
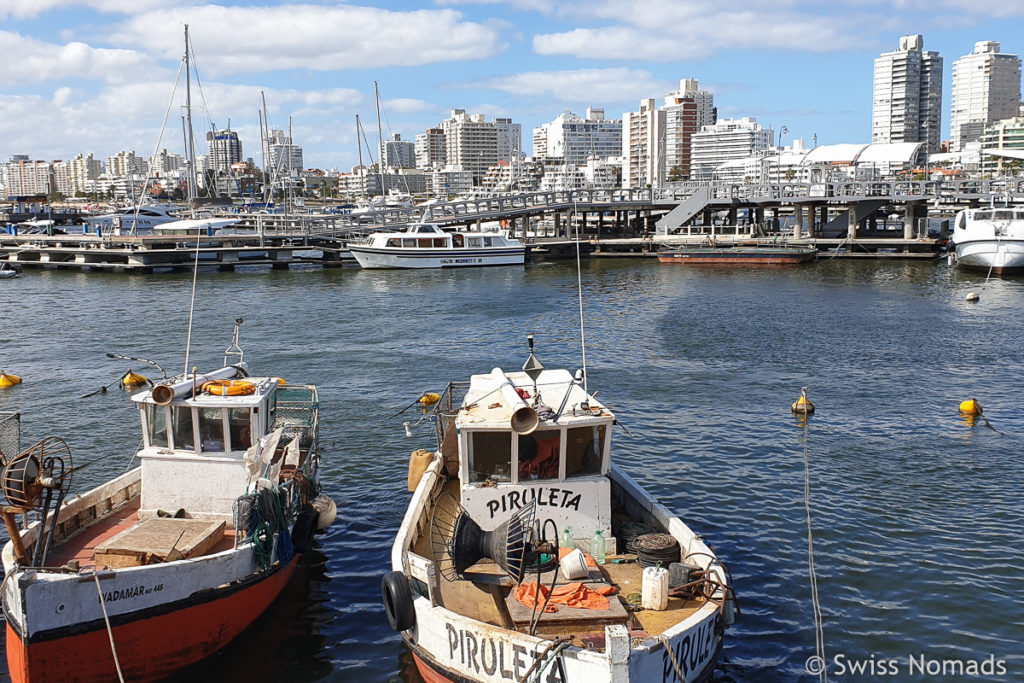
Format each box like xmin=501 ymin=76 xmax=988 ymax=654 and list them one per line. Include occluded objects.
xmin=440 ymin=110 xmax=499 ymax=184
xmin=415 ymin=128 xmax=447 ymax=169
xmin=951 ymin=41 xmax=1022 ymax=151
xmin=379 ymin=133 xmax=415 ymax=169
xmin=267 ymin=129 xmax=304 ymax=173
xmin=533 ymin=108 xmax=622 ymax=165
xmin=622 ymin=99 xmax=665 ymax=188
xmin=207 ymin=129 xmax=243 ymax=172
xmin=872 ymin=35 xmax=943 ymax=153
xmin=662 ymin=79 xmax=716 ymax=181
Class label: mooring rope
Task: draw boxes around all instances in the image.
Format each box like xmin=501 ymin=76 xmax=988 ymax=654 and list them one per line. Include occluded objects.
xmin=182 ymin=228 xmax=202 ymax=375
xmin=803 ymin=420 xmax=828 ymax=682
xmin=93 ymin=572 xmax=125 ymax=683
xmin=655 ymin=634 xmax=687 ymax=682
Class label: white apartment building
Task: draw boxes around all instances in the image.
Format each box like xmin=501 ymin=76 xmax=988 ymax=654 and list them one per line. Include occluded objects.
xmin=979 ymin=117 xmax=1024 ymax=175
xmin=415 ymin=128 xmax=446 ymax=169
xmin=622 ymin=99 xmax=664 ymax=188
xmin=495 ymin=118 xmax=522 ymax=164
xmin=440 ymin=110 xmax=499 ymax=184
xmin=69 ymin=153 xmax=102 ymax=196
xmin=872 ymin=34 xmax=943 ymax=154
xmin=662 ymin=79 xmax=716 ymax=180
xmin=533 ymin=107 xmax=622 ymax=165
xmin=691 ymin=117 xmax=773 ymax=181
xmin=379 ymin=133 xmax=415 ymax=169
xmin=148 ymin=149 xmax=184 ymax=175
xmin=107 ymin=150 xmax=146 ymax=177
xmin=430 ymin=167 xmax=474 ymax=196
xmin=50 ymin=160 xmax=73 ymax=196
xmin=267 ymin=129 xmax=304 ymax=174
xmin=207 ymin=130 xmax=243 ymax=172
xmin=951 ymin=41 xmax=1022 ymax=151
xmin=3 ymin=157 xmax=51 ymax=196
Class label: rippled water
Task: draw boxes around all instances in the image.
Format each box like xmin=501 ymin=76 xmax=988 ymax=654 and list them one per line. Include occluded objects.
xmin=1 ymin=257 xmax=1022 ymax=682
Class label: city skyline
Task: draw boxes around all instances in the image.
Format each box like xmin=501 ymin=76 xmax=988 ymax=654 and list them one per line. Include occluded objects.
xmin=2 ymin=1 xmax=1024 ymax=171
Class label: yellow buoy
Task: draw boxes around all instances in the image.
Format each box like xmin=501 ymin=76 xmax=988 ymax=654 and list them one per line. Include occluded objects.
xmin=418 ymin=392 xmax=440 ymax=406
xmin=120 ymin=370 xmax=148 ymax=388
xmin=0 ymin=372 xmax=22 ymax=388
xmin=791 ymin=387 xmax=814 ymax=415
xmin=958 ymin=398 xmax=982 ymax=416
xmin=271 ymin=377 xmax=287 ymax=385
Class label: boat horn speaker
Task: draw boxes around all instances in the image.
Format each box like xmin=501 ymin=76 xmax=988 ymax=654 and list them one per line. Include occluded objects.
xmin=511 ymin=405 xmax=539 ymax=436
xmin=430 ymin=493 xmax=537 ymax=584
xmin=151 ymin=383 xmax=176 ymax=406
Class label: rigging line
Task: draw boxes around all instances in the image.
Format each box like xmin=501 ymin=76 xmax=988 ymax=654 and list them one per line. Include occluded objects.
xmin=182 ymin=228 xmax=202 ymax=375
xmin=574 ymin=200 xmax=588 ymax=393
xmin=94 ymin=572 xmax=126 ymax=683
xmin=803 ymin=420 xmax=828 ymax=682
xmin=130 ymin=57 xmax=185 ymax=234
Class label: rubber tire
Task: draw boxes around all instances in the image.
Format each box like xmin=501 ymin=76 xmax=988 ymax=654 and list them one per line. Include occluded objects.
xmin=382 ymin=571 xmax=416 ymax=632
xmin=291 ymin=504 xmax=319 ymax=553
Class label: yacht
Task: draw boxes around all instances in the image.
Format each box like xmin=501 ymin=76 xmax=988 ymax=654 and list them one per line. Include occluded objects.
xmin=950 ymin=206 xmax=1024 ymax=274
xmin=85 ymin=204 xmax=181 ymax=235
xmin=348 ymin=222 xmax=525 ymax=269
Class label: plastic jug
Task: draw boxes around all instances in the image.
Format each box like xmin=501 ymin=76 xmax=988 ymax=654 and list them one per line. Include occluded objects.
xmin=642 ymin=565 xmax=669 ymax=610
xmin=561 ymin=526 xmax=574 ymax=550
xmin=592 ymin=529 xmax=606 ymax=565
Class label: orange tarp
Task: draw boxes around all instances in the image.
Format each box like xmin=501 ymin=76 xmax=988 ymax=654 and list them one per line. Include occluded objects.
xmin=558 ymin=546 xmax=597 ymax=567
xmin=513 ymin=581 xmax=617 ymax=613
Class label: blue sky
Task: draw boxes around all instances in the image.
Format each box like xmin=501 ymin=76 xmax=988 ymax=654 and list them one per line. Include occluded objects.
xmin=1 ymin=0 xmax=1023 ymax=171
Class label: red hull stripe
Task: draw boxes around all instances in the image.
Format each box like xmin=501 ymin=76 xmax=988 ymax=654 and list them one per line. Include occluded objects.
xmin=6 ymin=558 xmax=297 ymax=683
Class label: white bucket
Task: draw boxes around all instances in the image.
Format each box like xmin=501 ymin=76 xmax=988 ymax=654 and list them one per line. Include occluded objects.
xmin=642 ymin=566 xmax=669 ymax=610
xmin=560 ymin=548 xmax=590 ymax=581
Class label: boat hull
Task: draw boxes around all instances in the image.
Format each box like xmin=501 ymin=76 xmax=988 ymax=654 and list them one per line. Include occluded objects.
xmin=349 ymin=246 xmax=525 ymax=269
xmin=658 ymin=248 xmax=816 ymax=265
xmin=4 ymin=552 xmax=298 ymax=683
xmin=953 ymin=239 xmax=1024 ymax=274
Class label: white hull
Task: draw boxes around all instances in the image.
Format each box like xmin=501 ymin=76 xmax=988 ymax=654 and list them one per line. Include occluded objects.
xmin=350 ymin=246 xmax=524 ymax=269
xmin=951 ymin=207 xmax=1024 ymax=274
xmin=954 ymin=239 xmax=1024 ymax=273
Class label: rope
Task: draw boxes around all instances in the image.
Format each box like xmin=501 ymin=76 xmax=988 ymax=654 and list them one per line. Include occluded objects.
xmin=802 ymin=420 xmax=828 ymax=682
xmin=519 ymin=638 xmax=570 ymax=683
xmin=182 ymin=228 xmax=202 ymax=375
xmin=656 ymin=634 xmax=687 ymax=683
xmin=94 ymin=572 xmax=126 ymax=683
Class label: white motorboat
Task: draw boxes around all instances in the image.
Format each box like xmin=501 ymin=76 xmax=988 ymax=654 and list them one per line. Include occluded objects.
xmin=384 ymin=338 xmax=736 ymax=683
xmin=1 ymin=320 xmax=336 ymax=682
xmin=85 ymin=204 xmax=181 ymax=235
xmin=950 ymin=206 xmax=1024 ymax=274
xmin=0 ymin=263 xmax=19 ymax=278
xmin=349 ymin=222 xmax=525 ymax=269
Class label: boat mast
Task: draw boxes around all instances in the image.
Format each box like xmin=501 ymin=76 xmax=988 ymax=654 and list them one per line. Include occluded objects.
xmin=184 ymin=24 xmax=197 ymax=215
xmin=375 ymin=81 xmax=385 ymax=199
xmin=356 ymin=115 xmax=365 ymax=199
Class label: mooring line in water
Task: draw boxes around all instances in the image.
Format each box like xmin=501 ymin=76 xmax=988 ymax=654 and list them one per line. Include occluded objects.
xmin=94 ymin=571 xmax=125 ymax=683
xmin=803 ymin=420 xmax=828 ymax=682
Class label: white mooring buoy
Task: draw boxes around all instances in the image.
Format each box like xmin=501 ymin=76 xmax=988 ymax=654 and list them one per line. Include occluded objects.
xmin=965 ymin=291 xmax=980 ymax=302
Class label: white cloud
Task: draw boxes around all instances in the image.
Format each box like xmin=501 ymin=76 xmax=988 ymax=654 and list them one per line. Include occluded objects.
xmin=108 ymin=5 xmax=505 ymax=75
xmin=0 ymin=31 xmax=162 ymax=86
xmin=469 ymin=68 xmax=673 ymax=104
xmin=0 ymin=0 xmax=172 ymax=19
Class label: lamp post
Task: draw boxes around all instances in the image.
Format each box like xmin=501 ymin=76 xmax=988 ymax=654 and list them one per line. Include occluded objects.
xmin=777 ymin=125 xmax=788 ymax=184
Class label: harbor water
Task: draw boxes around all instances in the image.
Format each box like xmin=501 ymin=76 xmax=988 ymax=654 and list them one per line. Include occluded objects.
xmin=1 ymin=256 xmax=1022 ymax=681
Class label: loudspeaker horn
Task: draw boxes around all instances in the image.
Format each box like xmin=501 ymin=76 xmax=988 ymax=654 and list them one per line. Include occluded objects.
xmin=511 ymin=405 xmax=539 ymax=435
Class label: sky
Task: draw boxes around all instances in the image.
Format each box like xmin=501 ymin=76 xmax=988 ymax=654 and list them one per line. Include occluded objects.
xmin=1 ymin=0 xmax=1023 ymax=172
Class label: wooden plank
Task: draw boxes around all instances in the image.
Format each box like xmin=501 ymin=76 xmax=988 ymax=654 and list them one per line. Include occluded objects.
xmin=505 ymin=581 xmax=629 ymax=631
xmin=95 ymin=518 xmax=225 ymax=568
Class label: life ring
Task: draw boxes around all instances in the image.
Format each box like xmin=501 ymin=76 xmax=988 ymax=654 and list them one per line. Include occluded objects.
xmin=291 ymin=504 xmax=319 ymax=553
xmin=204 ymin=379 xmax=256 ymax=396
xmin=382 ymin=571 xmax=416 ymax=631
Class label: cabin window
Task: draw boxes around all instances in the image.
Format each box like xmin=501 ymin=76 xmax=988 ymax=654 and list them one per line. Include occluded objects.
xmin=518 ymin=430 xmax=561 ymax=481
xmin=402 ymin=238 xmax=417 ymax=248
xmin=146 ymin=404 xmax=169 ymax=448
xmin=483 ymin=236 xmax=494 ymax=247
xmin=418 ymin=238 xmax=433 ymax=248
xmin=387 ymin=238 xmax=401 ymax=247
xmin=433 ymin=238 xmax=447 ymax=247
xmin=467 ymin=237 xmax=483 ymax=248
xmin=975 ymin=211 xmax=992 ymax=220
xmin=453 ymin=235 xmax=464 ymax=247
xmin=994 ymin=210 xmax=1013 ymax=220
xmin=565 ymin=425 xmax=605 ymax=478
xmin=198 ymin=407 xmax=225 ymax=452
xmin=468 ymin=431 xmax=512 ymax=483
xmin=171 ymin=406 xmax=195 ymax=451
xmin=229 ymin=408 xmax=252 ymax=450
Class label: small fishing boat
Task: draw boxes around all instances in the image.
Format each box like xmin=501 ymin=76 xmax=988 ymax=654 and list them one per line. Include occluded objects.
xmin=0 ymin=263 xmax=19 ymax=278
xmin=349 ymin=222 xmax=525 ymax=269
xmin=949 ymin=206 xmax=1024 ymax=274
xmin=385 ymin=337 xmax=736 ymax=683
xmin=1 ymin=319 xmax=336 ymax=682
xmin=658 ymin=244 xmax=817 ymax=265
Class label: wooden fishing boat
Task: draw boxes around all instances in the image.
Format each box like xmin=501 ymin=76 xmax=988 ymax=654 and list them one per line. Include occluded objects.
xmin=0 ymin=320 xmax=336 ymax=682
xmin=658 ymin=245 xmax=817 ymax=265
xmin=385 ymin=338 xmax=736 ymax=683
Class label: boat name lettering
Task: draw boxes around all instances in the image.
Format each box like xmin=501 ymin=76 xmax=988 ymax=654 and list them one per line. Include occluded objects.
xmin=102 ymin=583 xmax=163 ymax=603
xmin=486 ymin=487 xmax=582 ymax=519
xmin=446 ymin=622 xmax=564 ymax=681
xmin=440 ymin=258 xmax=484 ymax=265
xmin=662 ymin=616 xmax=717 ymax=682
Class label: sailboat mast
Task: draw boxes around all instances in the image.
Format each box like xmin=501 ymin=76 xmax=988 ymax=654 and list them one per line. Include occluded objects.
xmin=375 ymin=81 xmax=385 ymax=198
xmin=184 ymin=24 xmax=196 ymax=210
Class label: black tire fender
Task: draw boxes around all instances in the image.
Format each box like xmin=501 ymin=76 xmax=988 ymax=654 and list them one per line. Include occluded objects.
xmin=291 ymin=504 xmax=319 ymax=553
xmin=382 ymin=570 xmax=416 ymax=631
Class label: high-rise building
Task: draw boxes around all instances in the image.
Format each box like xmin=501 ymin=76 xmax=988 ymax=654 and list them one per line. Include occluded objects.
xmin=622 ymin=99 xmax=664 ymax=188
xmin=267 ymin=129 xmax=304 ymax=174
xmin=440 ymin=110 xmax=499 ymax=184
xmin=107 ymin=150 xmax=146 ymax=177
xmin=979 ymin=116 xmax=1024 ymax=175
xmin=951 ymin=41 xmax=1022 ymax=151
xmin=207 ymin=129 xmax=243 ymax=172
xmin=380 ymin=133 xmax=415 ymax=169
xmin=148 ymin=149 xmax=184 ymax=175
xmin=69 ymin=153 xmax=102 ymax=195
xmin=415 ymin=128 xmax=447 ymax=169
xmin=3 ymin=157 xmax=51 ymax=196
xmin=533 ymin=107 xmax=622 ymax=165
xmin=662 ymin=79 xmax=716 ymax=181
xmin=872 ymin=35 xmax=943 ymax=153
xmin=495 ymin=118 xmax=523 ymax=163
xmin=690 ymin=117 xmax=773 ymax=181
